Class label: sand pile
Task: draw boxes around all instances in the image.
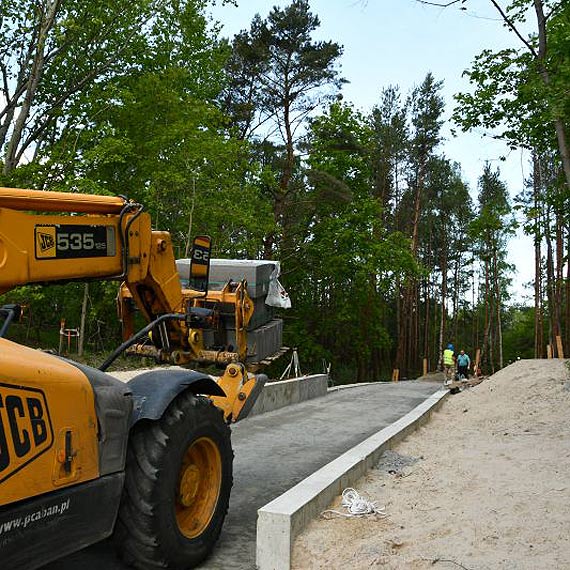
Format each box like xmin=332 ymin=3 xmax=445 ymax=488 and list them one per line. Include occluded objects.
xmin=292 ymin=359 xmax=570 ymax=569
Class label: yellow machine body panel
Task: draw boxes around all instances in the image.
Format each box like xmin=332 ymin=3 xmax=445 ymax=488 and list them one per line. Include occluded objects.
xmin=0 ymin=338 xmax=99 ymax=506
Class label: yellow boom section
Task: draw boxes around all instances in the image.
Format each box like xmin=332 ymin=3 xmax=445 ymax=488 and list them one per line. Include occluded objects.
xmin=0 ymin=187 xmax=126 ymax=214
xmin=0 ymin=188 xmax=183 ymax=321
xmin=0 ymin=208 xmax=127 ymax=293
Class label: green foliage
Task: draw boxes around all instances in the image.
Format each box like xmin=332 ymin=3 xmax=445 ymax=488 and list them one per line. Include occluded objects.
xmin=408 ymin=73 xmax=445 ymax=159
xmin=368 ymin=85 xmax=409 ymax=226
xmin=223 ymin=0 xmax=345 ymax=141
xmin=0 ymin=281 xmax=120 ymax=351
xmin=470 ymin=163 xmax=517 ymax=258
xmin=502 ymin=305 xmax=536 ymax=361
xmin=453 ymin=1 xmax=569 ymax=155
xmin=0 ymin=0 xmax=158 ymax=175
xmin=281 ymin=101 xmax=419 ymax=381
xmin=222 ymin=0 xmax=346 ymax=261
xmin=0 ymin=1 xmax=546 ymax=381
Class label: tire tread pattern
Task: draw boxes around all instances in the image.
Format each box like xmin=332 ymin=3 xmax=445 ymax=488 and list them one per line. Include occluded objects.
xmin=115 ymin=392 xmax=232 ymax=570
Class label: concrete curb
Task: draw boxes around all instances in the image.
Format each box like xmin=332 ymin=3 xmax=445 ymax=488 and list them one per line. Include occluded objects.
xmin=327 ymin=382 xmax=373 ymax=392
xmin=256 ymin=387 xmax=449 ymax=570
xmin=248 ymin=374 xmax=329 ymax=417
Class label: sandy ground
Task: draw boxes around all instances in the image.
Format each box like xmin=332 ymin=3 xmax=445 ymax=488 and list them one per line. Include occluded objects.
xmin=292 ymin=359 xmax=570 ymax=570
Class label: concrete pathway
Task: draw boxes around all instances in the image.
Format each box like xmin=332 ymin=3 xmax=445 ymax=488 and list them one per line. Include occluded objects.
xmin=45 ymin=380 xmax=441 ymax=570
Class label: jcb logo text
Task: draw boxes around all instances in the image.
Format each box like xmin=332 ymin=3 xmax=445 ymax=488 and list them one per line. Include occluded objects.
xmin=0 ymin=384 xmax=53 ymax=482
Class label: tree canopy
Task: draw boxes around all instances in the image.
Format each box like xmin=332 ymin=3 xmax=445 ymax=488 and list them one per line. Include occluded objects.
xmin=1 ymin=0 xmax=569 ymax=379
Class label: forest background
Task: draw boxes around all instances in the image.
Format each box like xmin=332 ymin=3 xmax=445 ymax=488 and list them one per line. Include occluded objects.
xmin=1 ymin=0 xmax=568 ymax=382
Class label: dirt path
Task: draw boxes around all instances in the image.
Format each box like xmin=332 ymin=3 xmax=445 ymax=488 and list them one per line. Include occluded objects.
xmin=292 ymin=359 xmax=570 ymax=570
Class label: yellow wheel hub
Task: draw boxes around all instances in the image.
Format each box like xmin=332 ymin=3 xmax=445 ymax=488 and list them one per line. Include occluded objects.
xmin=176 ymin=437 xmax=222 ymax=538
xmin=179 ymin=465 xmax=200 ymax=506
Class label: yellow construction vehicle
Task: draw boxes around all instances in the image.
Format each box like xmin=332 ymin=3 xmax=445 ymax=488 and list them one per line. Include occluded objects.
xmin=0 ymin=187 xmax=269 ymax=569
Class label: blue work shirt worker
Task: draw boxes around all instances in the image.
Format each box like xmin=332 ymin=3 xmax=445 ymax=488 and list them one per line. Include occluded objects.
xmin=456 ymin=350 xmax=471 ymax=380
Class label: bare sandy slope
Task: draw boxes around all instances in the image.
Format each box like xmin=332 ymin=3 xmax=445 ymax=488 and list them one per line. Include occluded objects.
xmin=292 ymin=359 xmax=570 ymax=570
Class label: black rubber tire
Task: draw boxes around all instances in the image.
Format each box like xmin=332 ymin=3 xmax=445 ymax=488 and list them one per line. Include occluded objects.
xmin=115 ymin=392 xmax=233 ymax=570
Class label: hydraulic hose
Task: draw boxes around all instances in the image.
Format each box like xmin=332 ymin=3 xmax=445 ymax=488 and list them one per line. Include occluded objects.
xmin=99 ymin=313 xmax=185 ymax=371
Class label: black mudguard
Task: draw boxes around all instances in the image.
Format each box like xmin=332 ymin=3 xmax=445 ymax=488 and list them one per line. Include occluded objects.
xmin=127 ymin=369 xmax=225 ymax=425
xmin=0 ymin=472 xmax=124 ymax=570
xmin=66 ymin=360 xmax=133 ymax=476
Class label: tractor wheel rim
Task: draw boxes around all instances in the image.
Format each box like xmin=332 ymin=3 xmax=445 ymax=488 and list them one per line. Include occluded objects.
xmin=176 ymin=436 xmax=222 ymax=538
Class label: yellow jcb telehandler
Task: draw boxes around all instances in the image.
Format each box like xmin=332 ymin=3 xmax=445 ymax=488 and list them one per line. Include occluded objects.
xmin=0 ymin=187 xmax=268 ymax=569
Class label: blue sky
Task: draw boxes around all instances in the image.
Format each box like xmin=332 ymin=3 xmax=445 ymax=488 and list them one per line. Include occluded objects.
xmin=211 ymin=0 xmax=534 ymax=301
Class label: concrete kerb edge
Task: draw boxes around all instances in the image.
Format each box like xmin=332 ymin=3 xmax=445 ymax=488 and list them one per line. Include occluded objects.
xmin=248 ymin=374 xmax=329 ymax=417
xmin=327 ymin=382 xmax=373 ymax=392
xmin=256 ymin=388 xmax=449 ymax=570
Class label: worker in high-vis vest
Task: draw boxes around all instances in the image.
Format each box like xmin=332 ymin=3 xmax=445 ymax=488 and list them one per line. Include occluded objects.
xmin=443 ymin=343 xmax=455 ymax=383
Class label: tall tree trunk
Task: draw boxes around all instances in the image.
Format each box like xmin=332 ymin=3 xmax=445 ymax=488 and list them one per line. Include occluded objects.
xmin=532 ymin=0 xmax=570 ymax=192
xmin=412 ymin=282 xmax=420 ymax=374
xmin=535 ymin=223 xmax=544 ymax=358
xmin=472 ymin=269 xmax=478 ymax=357
xmin=486 ymin=257 xmax=496 ymax=375
xmin=264 ymin=96 xmax=295 ymax=259
xmin=489 ymin=313 xmax=495 ymax=374
xmin=564 ymin=230 xmax=570 ymax=357
xmin=554 ymin=211 xmax=564 ymax=354
xmin=493 ymin=247 xmax=504 ymax=369
xmin=403 ymin=160 xmax=426 ymax=377
xmin=438 ymin=248 xmax=448 ymax=370
xmin=452 ymin=254 xmax=461 ymax=342
xmin=423 ymin=276 xmax=431 ymax=366
xmin=4 ymin=0 xmax=61 ymax=174
xmin=533 ymin=154 xmax=544 ymax=357
xmin=411 ymin=162 xmax=425 ymax=256
xmin=78 ymin=283 xmax=89 ymax=357
xmin=405 ymin=285 xmax=414 ymax=376
xmin=394 ymin=281 xmax=405 ymax=374
xmin=545 ymin=205 xmax=556 ymax=350
xmin=481 ymin=260 xmax=491 ymax=372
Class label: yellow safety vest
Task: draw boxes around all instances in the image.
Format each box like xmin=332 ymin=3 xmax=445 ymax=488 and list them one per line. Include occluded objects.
xmin=443 ymin=349 xmax=454 ymax=365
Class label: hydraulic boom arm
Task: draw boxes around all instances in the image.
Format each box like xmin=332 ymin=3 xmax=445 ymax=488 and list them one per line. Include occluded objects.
xmin=0 ymin=187 xmax=254 ymax=368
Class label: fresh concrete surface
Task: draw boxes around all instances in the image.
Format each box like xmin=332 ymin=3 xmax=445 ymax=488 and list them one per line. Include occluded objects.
xmin=201 ymin=381 xmax=443 ymax=570
xmin=256 ymin=388 xmax=448 ymax=570
xmin=44 ymin=380 xmax=443 ymax=570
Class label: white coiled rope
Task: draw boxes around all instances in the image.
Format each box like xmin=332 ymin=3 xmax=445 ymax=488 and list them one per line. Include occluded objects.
xmin=321 ymin=488 xmax=387 ymax=519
